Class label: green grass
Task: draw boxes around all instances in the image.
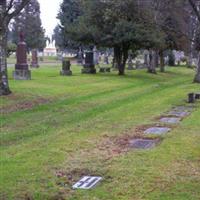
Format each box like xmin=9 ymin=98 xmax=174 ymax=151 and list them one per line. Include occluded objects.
xmin=0 ymin=65 xmax=200 ymax=200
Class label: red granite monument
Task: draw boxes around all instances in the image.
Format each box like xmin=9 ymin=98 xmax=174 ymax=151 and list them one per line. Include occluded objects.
xmin=31 ymin=49 xmax=39 ymax=68
xmin=13 ymin=32 xmax=31 ymax=80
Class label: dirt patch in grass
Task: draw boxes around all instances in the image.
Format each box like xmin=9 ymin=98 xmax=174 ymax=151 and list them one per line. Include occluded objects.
xmin=96 ymin=124 xmax=163 ymax=160
xmin=0 ymin=97 xmax=50 ymax=114
xmin=55 ymin=168 xmax=109 ymax=187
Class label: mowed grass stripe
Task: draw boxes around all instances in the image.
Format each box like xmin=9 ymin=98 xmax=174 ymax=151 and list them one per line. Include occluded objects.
xmin=0 ymin=76 xmax=190 ymax=148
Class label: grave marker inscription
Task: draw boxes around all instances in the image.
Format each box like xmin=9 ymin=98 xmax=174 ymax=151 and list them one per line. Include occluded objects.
xmin=72 ymin=176 xmax=102 ymax=190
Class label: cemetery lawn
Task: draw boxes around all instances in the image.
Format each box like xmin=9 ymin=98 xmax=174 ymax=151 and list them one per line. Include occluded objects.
xmin=0 ymin=65 xmax=200 ymax=200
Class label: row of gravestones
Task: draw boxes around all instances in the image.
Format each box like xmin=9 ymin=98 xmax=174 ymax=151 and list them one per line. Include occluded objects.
xmin=71 ymin=96 xmax=199 ymax=190
xmin=12 ymin=34 xmax=143 ymax=80
xmin=12 ymin=36 xmax=111 ymax=80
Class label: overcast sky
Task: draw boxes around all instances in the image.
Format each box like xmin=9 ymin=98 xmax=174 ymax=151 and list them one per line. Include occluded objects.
xmin=38 ymin=0 xmax=62 ymax=37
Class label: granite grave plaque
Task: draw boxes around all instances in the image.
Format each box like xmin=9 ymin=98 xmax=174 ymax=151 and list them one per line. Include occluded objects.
xmin=144 ymin=127 xmax=171 ymax=135
xmin=168 ymin=111 xmax=189 ymax=117
xmin=130 ymin=139 xmax=157 ymax=149
xmin=160 ymin=117 xmax=181 ymax=124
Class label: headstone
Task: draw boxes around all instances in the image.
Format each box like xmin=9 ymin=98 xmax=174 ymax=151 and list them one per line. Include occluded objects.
xmin=93 ymin=46 xmax=99 ymax=65
xmin=135 ymin=60 xmax=144 ymax=69
xmin=188 ymin=93 xmax=195 ymax=103
xmin=195 ymin=93 xmax=200 ymax=99
xmin=174 ymin=50 xmax=184 ymax=65
xmin=130 ymin=138 xmax=157 ymax=149
xmin=127 ymin=55 xmax=135 ymax=70
xmin=104 ymin=54 xmax=109 ymax=65
xmin=160 ymin=117 xmax=181 ymax=124
xmin=72 ymin=176 xmax=102 ymax=190
xmin=77 ymin=48 xmax=83 ymax=65
xmin=60 ymin=60 xmax=72 ymax=76
xmin=144 ymin=127 xmax=171 ymax=135
xmin=81 ymin=51 xmax=96 ymax=74
xmin=38 ymin=52 xmax=44 ymax=61
xmin=13 ymin=32 xmax=31 ymax=80
xmin=31 ymin=49 xmax=39 ymax=68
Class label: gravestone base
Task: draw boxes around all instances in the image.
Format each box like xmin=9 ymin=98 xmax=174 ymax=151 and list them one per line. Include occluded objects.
xmin=82 ymin=66 xmax=96 ymax=74
xmin=99 ymin=67 xmax=111 ymax=73
xmin=60 ymin=70 xmax=72 ymax=76
xmin=13 ymin=70 xmax=31 ymax=80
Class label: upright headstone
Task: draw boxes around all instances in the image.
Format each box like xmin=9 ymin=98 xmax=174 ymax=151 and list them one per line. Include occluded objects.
xmin=31 ymin=49 xmax=39 ymax=68
xmin=13 ymin=32 xmax=31 ymax=80
xmin=93 ymin=46 xmax=99 ymax=65
xmin=127 ymin=54 xmax=134 ymax=70
xmin=77 ymin=48 xmax=83 ymax=65
xmin=104 ymin=53 xmax=109 ymax=65
xmin=60 ymin=59 xmax=72 ymax=76
xmin=81 ymin=51 xmax=96 ymax=74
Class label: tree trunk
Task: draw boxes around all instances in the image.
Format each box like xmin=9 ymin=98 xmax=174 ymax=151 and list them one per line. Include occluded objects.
xmin=187 ymin=52 xmax=193 ymax=68
xmin=194 ymin=51 xmax=200 ymax=83
xmin=114 ymin=44 xmax=129 ymax=75
xmin=147 ymin=50 xmax=157 ymax=74
xmin=0 ymin=23 xmax=11 ymax=95
xmin=114 ymin=46 xmax=121 ymax=69
xmin=118 ymin=44 xmax=128 ymax=75
xmin=160 ymin=50 xmax=165 ymax=72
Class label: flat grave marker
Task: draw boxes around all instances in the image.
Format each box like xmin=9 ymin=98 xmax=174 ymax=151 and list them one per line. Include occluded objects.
xmin=129 ymin=139 xmax=158 ymax=149
xmin=72 ymin=176 xmax=102 ymax=190
xmin=173 ymin=106 xmax=194 ymax=112
xmin=144 ymin=127 xmax=171 ymax=135
xmin=167 ymin=111 xmax=189 ymax=117
xmin=160 ymin=117 xmax=181 ymax=124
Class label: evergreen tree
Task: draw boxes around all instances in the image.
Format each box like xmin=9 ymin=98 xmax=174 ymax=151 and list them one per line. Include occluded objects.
xmin=57 ymin=0 xmax=83 ymax=50
xmin=11 ymin=0 xmax=46 ymax=51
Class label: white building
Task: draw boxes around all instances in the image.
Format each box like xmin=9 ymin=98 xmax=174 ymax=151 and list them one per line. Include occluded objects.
xmin=43 ymin=40 xmax=57 ymax=57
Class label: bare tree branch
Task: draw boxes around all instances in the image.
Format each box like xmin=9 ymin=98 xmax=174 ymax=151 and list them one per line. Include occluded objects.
xmin=7 ymin=0 xmax=31 ymax=24
xmin=6 ymin=0 xmax=15 ymax=14
xmin=188 ymin=0 xmax=200 ymax=22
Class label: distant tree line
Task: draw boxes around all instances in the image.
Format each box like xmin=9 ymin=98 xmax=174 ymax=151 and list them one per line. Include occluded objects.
xmin=57 ymin=0 xmax=200 ymax=81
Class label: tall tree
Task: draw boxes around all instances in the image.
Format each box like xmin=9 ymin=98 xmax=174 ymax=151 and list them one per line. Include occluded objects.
xmin=57 ymin=0 xmax=83 ymax=50
xmin=59 ymin=0 xmax=161 ymax=75
xmin=11 ymin=0 xmax=46 ymax=51
xmin=188 ymin=0 xmax=200 ymax=83
xmin=52 ymin=25 xmax=65 ymax=50
xmin=0 ymin=0 xmax=31 ymax=95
